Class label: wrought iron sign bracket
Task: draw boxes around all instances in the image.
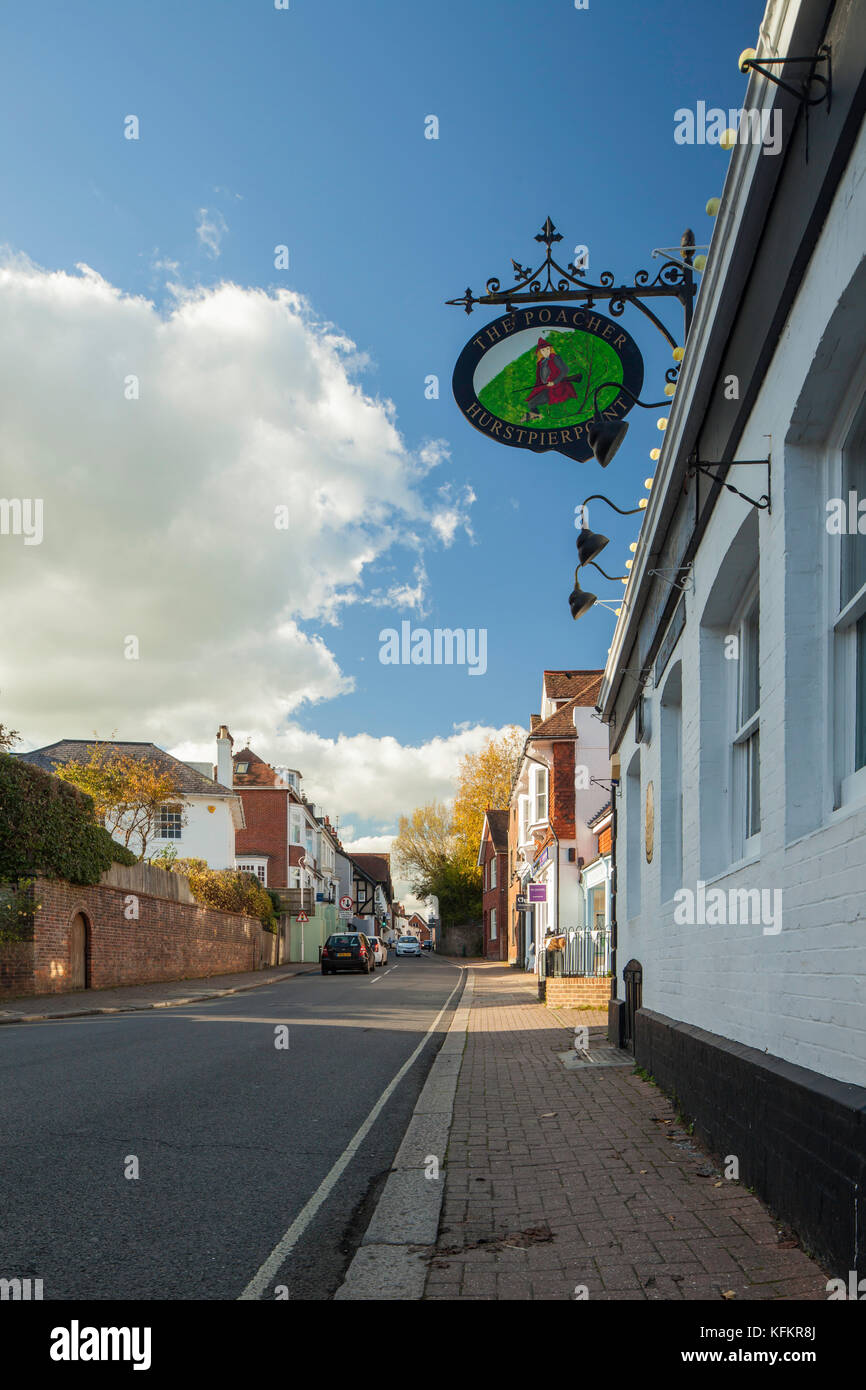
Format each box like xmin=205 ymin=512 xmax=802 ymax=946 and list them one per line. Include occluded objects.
xmin=648 ymin=566 xmax=694 ymax=595
xmin=741 ymin=45 xmax=831 ymax=112
xmin=740 ymin=45 xmax=831 ymax=161
xmin=447 ymin=217 xmax=697 ymax=353
xmin=590 ymin=776 xmax=620 ymax=797
xmin=687 ymin=457 xmax=771 ymax=513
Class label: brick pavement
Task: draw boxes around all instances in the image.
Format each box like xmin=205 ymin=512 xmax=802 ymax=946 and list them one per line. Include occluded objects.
xmin=424 ymin=964 xmax=829 ymax=1302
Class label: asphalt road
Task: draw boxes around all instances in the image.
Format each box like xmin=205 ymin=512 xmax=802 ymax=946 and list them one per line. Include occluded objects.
xmin=0 ymin=953 xmax=464 ymax=1301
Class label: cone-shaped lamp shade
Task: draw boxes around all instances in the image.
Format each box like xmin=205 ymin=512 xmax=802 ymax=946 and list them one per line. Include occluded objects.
xmin=576 ymin=526 xmax=610 ymax=567
xmin=568 ymin=572 xmax=597 ymax=621
xmin=586 ymin=416 xmax=629 ymax=468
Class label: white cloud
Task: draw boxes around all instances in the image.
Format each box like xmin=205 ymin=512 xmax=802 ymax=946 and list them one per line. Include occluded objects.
xmin=431 ymin=482 xmax=475 ymax=546
xmin=0 ymin=255 xmax=474 ymax=766
xmin=195 ymin=208 xmax=228 ymax=258
xmin=170 ymin=721 xmax=512 ymax=831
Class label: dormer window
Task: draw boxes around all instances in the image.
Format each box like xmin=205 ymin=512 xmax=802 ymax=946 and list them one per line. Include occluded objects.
xmin=236 ymin=762 xmax=249 ymax=774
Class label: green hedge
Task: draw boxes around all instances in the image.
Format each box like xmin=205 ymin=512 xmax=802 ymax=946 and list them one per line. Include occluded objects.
xmin=0 ymin=751 xmax=138 ymax=885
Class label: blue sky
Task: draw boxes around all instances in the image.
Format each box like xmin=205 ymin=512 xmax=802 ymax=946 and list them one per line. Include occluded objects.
xmin=1 ymin=0 xmax=763 ymax=834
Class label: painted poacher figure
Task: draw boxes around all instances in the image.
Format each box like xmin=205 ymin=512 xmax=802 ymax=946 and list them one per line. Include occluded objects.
xmin=521 ymin=337 xmax=582 ymax=422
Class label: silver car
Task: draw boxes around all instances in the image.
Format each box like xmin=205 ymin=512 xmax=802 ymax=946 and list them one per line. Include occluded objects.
xmin=395 ymin=935 xmax=421 ymax=957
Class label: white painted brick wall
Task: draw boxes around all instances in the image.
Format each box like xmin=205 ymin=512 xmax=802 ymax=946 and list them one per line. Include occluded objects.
xmin=615 ymin=118 xmax=866 ymax=1088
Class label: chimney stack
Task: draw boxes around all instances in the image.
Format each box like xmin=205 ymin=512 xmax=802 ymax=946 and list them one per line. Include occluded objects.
xmin=216 ymin=725 xmax=234 ymax=788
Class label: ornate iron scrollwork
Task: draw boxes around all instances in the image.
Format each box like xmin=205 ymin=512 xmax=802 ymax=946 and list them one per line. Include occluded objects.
xmin=446 ymin=217 xmax=697 ymax=349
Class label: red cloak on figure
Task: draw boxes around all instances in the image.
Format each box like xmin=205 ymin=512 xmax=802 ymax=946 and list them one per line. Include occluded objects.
xmin=526 ymin=337 xmax=579 ymax=405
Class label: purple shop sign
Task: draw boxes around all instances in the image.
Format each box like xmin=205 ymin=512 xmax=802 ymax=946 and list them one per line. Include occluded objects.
xmin=528 ymin=884 xmax=547 ymax=903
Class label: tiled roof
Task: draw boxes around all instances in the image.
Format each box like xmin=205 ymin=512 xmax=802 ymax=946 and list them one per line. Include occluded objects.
xmin=351 ymin=853 xmax=392 ymax=896
xmin=543 ymin=670 xmax=604 ymax=702
xmin=483 ymin=809 xmax=509 ymax=853
xmin=529 ymin=714 xmax=542 ymax=730
xmin=15 ymin=740 xmax=234 ymax=797
xmin=232 ymin=747 xmax=280 ymax=787
xmin=587 ymin=799 xmax=612 ymax=829
xmin=528 ymin=696 xmax=580 ymax=739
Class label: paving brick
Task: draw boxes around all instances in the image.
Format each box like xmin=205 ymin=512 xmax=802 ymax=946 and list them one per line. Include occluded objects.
xmin=421 ymin=965 xmax=829 ymax=1303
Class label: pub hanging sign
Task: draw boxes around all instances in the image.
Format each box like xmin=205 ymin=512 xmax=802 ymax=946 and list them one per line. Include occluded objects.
xmin=452 ymin=304 xmax=644 ymax=463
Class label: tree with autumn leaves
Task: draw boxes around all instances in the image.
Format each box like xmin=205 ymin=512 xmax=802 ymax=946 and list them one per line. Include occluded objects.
xmin=55 ymin=743 xmax=186 ymax=860
xmin=392 ymin=726 xmax=524 ymax=924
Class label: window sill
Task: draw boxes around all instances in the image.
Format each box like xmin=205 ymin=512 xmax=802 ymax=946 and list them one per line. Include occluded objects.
xmin=699 ymin=852 xmax=763 ymax=889
xmin=840 ymin=763 xmax=866 ymax=808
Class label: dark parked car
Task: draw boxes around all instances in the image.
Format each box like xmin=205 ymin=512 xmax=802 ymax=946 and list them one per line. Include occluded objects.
xmin=321 ymin=932 xmax=375 ymax=975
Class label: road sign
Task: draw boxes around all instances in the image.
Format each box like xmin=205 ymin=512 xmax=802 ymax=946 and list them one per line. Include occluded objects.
xmin=339 ymin=895 xmax=353 ymax=911
xmin=296 ymin=911 xmax=309 ymax=923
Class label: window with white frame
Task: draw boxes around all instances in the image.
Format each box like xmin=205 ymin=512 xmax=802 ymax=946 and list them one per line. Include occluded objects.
xmin=660 ymin=663 xmax=683 ymax=904
xmin=625 ymin=751 xmax=642 ymax=919
xmin=289 ymin=867 xmax=300 ymax=889
xmin=490 ymin=856 xmax=497 ymax=890
xmin=518 ymin=794 xmax=530 ymax=844
xmin=530 ymin=764 xmax=548 ymax=825
xmin=834 ymin=395 xmax=866 ymax=802
xmin=490 ymin=907 xmax=497 ymax=940
xmin=732 ymin=589 xmax=761 ymax=853
xmin=156 ymin=804 xmax=183 ymax=839
xmin=238 ymin=861 xmax=267 ymax=885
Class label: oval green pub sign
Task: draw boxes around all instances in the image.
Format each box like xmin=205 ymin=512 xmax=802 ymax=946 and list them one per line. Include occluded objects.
xmin=452 ymin=304 xmax=644 ymax=463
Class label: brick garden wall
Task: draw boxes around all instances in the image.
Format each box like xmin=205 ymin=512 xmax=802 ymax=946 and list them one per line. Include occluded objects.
xmin=0 ymin=871 xmax=266 ymax=999
xmin=543 ymin=977 xmax=611 ymax=1009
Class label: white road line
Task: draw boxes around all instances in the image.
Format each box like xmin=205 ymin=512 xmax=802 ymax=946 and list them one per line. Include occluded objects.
xmin=237 ymin=970 xmax=464 ymax=1301
xmin=371 ymin=965 xmax=397 ymax=982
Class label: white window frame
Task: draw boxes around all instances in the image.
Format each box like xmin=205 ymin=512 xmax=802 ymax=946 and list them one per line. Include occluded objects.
xmin=518 ymin=794 xmax=530 ymax=845
xmin=156 ymin=803 xmax=183 ymax=840
xmin=490 ymin=907 xmax=497 ymax=940
xmin=730 ymin=585 xmax=761 ymax=860
xmin=490 ymin=856 xmax=497 ymax=890
xmin=831 ymin=384 xmax=866 ymax=807
xmin=530 ymin=765 xmax=548 ymax=826
xmin=237 ymin=860 xmax=267 ymax=886
xmin=625 ymin=752 xmax=642 ymax=920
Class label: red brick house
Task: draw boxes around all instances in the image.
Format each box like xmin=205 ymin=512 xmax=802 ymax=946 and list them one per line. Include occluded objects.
xmin=509 ymin=670 xmax=609 ymax=973
xmin=406 ymin=910 xmax=431 ymax=946
xmin=478 ymin=809 xmax=508 ymax=960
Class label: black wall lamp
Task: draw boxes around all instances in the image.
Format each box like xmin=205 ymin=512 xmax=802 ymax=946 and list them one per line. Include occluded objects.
xmin=568 ymin=571 xmax=625 ymax=622
xmin=574 ymin=493 xmax=646 ymax=567
xmin=587 ymin=383 xmax=671 ymax=467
